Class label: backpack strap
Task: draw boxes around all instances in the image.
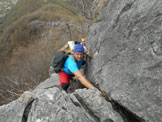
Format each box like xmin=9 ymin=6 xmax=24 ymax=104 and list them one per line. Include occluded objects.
xmin=69 ymin=54 xmax=76 ymax=61
xmin=69 ymin=54 xmax=79 ymax=65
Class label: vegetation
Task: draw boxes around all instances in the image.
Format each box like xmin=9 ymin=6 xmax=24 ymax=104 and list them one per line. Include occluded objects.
xmin=0 ymin=0 xmax=45 ymax=30
xmin=0 ymin=0 xmax=89 ymax=105
xmin=0 ymin=0 xmax=108 ymax=105
xmin=0 ymin=0 xmax=15 ymax=16
xmin=48 ymin=0 xmax=78 ymax=15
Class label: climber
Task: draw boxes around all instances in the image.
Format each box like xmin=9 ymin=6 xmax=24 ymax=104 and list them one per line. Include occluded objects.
xmin=59 ymin=44 xmax=99 ymax=93
xmin=49 ymin=40 xmax=79 ymax=75
xmin=80 ymin=38 xmax=91 ymax=58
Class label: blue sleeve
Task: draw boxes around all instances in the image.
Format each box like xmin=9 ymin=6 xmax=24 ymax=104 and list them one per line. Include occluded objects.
xmin=67 ymin=58 xmax=79 ymax=73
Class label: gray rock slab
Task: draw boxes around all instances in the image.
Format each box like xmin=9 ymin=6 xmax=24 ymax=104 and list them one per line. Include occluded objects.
xmin=0 ymin=91 xmax=34 ymax=122
xmin=34 ymin=73 xmax=60 ymax=91
xmin=86 ymin=0 xmax=162 ymax=122
xmin=73 ymin=88 xmax=124 ymax=122
xmin=27 ymin=87 xmax=96 ymax=122
xmin=0 ymin=76 xmax=124 ymax=122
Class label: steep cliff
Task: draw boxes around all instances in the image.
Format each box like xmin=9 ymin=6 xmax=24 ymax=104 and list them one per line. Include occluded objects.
xmin=86 ymin=0 xmax=162 ymax=122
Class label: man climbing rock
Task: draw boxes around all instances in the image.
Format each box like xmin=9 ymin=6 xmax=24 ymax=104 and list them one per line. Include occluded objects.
xmin=59 ymin=44 xmax=98 ymax=92
xmin=49 ymin=40 xmax=79 ymax=75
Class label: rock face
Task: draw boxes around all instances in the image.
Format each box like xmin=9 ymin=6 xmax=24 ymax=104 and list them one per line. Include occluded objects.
xmin=0 ymin=0 xmax=162 ymax=122
xmin=0 ymin=90 xmax=34 ymax=122
xmin=86 ymin=0 xmax=162 ymax=122
xmin=0 ymin=75 xmax=123 ymax=122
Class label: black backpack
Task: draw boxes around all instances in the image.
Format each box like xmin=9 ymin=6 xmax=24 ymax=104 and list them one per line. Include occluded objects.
xmin=50 ymin=51 xmax=71 ymax=73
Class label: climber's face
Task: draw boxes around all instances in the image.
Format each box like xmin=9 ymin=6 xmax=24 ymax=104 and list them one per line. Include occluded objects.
xmin=81 ymin=38 xmax=86 ymax=46
xmin=74 ymin=52 xmax=84 ymax=61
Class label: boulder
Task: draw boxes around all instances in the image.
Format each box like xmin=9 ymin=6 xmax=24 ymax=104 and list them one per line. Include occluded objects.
xmin=0 ymin=91 xmax=34 ymax=122
xmin=0 ymin=76 xmax=123 ymax=122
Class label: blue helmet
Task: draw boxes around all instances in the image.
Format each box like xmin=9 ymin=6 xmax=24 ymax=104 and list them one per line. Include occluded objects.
xmin=74 ymin=44 xmax=84 ymax=53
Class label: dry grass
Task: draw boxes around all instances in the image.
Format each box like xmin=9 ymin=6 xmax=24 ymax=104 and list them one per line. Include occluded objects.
xmin=0 ymin=1 xmax=89 ymax=105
